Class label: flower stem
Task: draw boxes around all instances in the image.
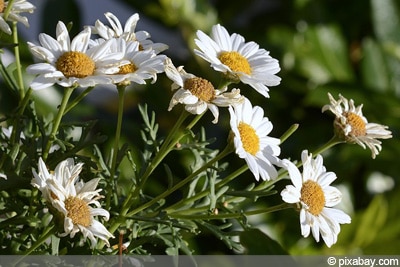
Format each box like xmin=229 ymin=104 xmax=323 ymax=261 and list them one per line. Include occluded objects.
xmin=11 ymin=22 xmax=25 ymax=100
xmin=165 ymin=164 xmax=248 ymax=212
xmin=311 ymin=135 xmax=343 ymax=156
xmin=107 ymin=85 xmax=126 ymax=208
xmin=3 ymin=0 xmax=15 ymax=20
xmin=119 ymin=109 xmax=190 ymax=213
xmin=106 ymin=142 xmax=233 ymax=238
xmin=168 ymin=203 xmax=291 ymax=220
xmin=64 ymin=86 xmax=95 ymax=115
xmin=280 ymin=123 xmax=299 ymax=143
xmin=22 ymin=224 xmax=56 ymax=256
xmin=42 ymin=87 xmax=75 ymax=161
xmin=126 ymin=144 xmax=233 ymax=217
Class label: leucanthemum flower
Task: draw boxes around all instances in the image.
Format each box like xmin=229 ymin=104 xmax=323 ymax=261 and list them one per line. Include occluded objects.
xmin=165 ymin=57 xmax=244 ymax=124
xmin=322 ymin=93 xmax=392 ymax=159
xmin=27 ymin=21 xmax=122 ymax=90
xmin=229 ymin=98 xmax=281 ymax=180
xmin=32 ymin=158 xmax=114 ymax=248
xmin=0 ymin=0 xmax=35 ymax=35
xmin=194 ymin=24 xmax=281 ymax=98
xmin=281 ymin=150 xmax=351 ymax=247
xmin=90 ymin=12 xmax=168 ymax=54
xmin=100 ymin=37 xmax=166 ymax=86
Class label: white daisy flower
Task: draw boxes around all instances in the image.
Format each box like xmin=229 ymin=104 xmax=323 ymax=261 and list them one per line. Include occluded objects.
xmin=90 ymin=12 xmax=168 ymax=54
xmin=322 ymin=93 xmax=392 ymax=159
xmin=26 ymin=21 xmax=122 ymax=90
xmin=281 ymin=150 xmax=351 ymax=247
xmin=165 ymin=57 xmax=244 ymax=124
xmin=194 ymin=24 xmax=281 ymax=98
xmin=229 ymin=98 xmax=281 ymax=180
xmin=0 ymin=0 xmax=35 ymax=35
xmin=32 ymin=158 xmax=114 ymax=248
xmin=100 ymin=37 xmax=166 ymax=85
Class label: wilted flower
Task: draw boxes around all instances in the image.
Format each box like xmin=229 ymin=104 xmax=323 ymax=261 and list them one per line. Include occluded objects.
xmin=322 ymin=93 xmax=392 ymax=159
xmin=32 ymin=158 xmax=114 ymax=248
xmin=165 ymin=57 xmax=244 ymax=124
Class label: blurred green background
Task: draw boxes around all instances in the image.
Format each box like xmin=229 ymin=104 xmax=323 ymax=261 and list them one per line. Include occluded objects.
xmin=4 ymin=0 xmax=400 ymax=255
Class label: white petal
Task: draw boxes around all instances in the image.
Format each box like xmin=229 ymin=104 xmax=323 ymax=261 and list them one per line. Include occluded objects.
xmin=281 ymin=185 xmax=301 ymax=203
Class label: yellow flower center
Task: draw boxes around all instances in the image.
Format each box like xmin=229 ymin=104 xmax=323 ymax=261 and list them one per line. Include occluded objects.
xmin=238 ymin=122 xmax=260 ymax=155
xmin=117 ymin=62 xmax=138 ymax=74
xmin=56 ymin=51 xmax=95 ymax=78
xmin=0 ymin=0 xmax=4 ymax=13
xmin=345 ymin=112 xmax=366 ymax=136
xmin=218 ymin=51 xmax=252 ymax=75
xmin=64 ymin=196 xmax=91 ymax=227
xmin=300 ymin=180 xmax=325 ymax=216
xmin=184 ymin=77 xmax=216 ymax=102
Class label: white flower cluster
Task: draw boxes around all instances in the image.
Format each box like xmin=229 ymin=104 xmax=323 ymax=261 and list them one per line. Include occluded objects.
xmin=23 ymin=8 xmax=392 ymax=250
xmin=26 ymin=12 xmax=168 ymax=90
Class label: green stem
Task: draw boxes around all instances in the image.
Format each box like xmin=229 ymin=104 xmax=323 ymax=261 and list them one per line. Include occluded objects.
xmin=63 ymin=86 xmax=95 ymax=115
xmin=126 ymin=144 xmax=233 ymax=217
xmin=280 ymin=123 xmax=299 ymax=143
xmin=310 ymin=135 xmax=343 ymax=157
xmin=9 ymin=88 xmax=32 ymax=145
xmin=107 ymin=85 xmax=126 ymax=208
xmin=12 ymin=22 xmax=25 ymax=100
xmin=42 ymin=87 xmax=75 ymax=161
xmin=23 ymin=224 xmax=56 ymax=256
xmin=3 ymin=0 xmax=15 ymax=20
xmin=106 ymin=143 xmax=233 ymax=237
xmin=168 ymin=203 xmax=291 ymax=220
xmin=119 ymin=109 xmax=190 ymax=214
xmin=165 ymin=164 xmax=248 ymax=212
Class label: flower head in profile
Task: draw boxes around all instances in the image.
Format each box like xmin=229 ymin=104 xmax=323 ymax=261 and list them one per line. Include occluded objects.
xmin=194 ymin=24 xmax=281 ymax=98
xmin=0 ymin=0 xmax=35 ymax=35
xmin=100 ymin=37 xmax=166 ymax=86
xmin=165 ymin=58 xmax=244 ymax=124
xmin=322 ymin=93 xmax=392 ymax=159
xmin=32 ymin=158 xmax=114 ymax=248
xmin=281 ymin=150 xmax=351 ymax=247
xmin=229 ymin=98 xmax=281 ymax=180
xmin=27 ymin=21 xmax=121 ymax=90
xmin=90 ymin=12 xmax=168 ymax=54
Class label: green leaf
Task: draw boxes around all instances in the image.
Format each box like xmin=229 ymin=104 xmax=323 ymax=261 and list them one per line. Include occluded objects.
xmin=361 ymin=38 xmax=390 ymax=91
xmin=370 ymin=0 xmax=400 ymax=94
xmin=290 ymin=25 xmax=354 ymax=84
xmin=352 ymin=195 xmax=388 ymax=247
xmin=371 ymin=0 xmax=400 ymax=43
xmin=240 ymin=228 xmax=288 ymax=255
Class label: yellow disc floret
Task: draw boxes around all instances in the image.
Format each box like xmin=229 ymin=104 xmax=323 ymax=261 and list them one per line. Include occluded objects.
xmin=184 ymin=77 xmax=216 ymax=102
xmin=218 ymin=51 xmax=251 ymax=75
xmin=345 ymin=112 xmax=366 ymax=137
xmin=56 ymin=51 xmax=95 ymax=78
xmin=64 ymin=196 xmax=91 ymax=227
xmin=238 ymin=122 xmax=260 ymax=155
xmin=300 ymin=180 xmax=326 ymax=216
